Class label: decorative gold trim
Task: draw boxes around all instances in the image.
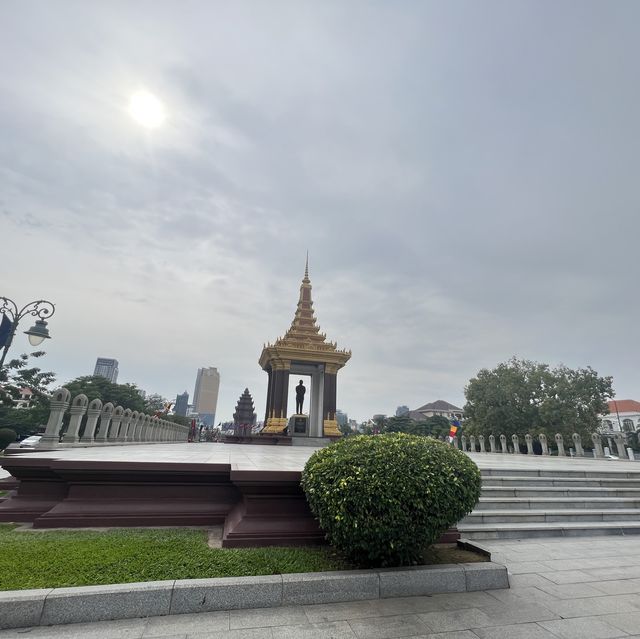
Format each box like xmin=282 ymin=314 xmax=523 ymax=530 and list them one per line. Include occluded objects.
xmin=323 ymin=419 xmax=341 ymax=437
xmin=271 ymin=359 xmax=291 ymax=371
xmin=259 ymin=345 xmax=350 ymax=370
xmin=263 ymin=417 xmax=288 ymax=434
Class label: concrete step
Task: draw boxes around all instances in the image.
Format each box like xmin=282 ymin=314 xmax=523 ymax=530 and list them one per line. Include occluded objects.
xmin=463 ymin=466 xmax=640 ymax=539
xmin=482 ymin=486 xmax=640 ymax=498
xmin=481 ymin=476 xmax=640 ymax=488
xmin=480 ymin=468 xmax=640 ymax=479
xmin=463 ymin=509 xmax=640 ymax=524
xmin=291 ymin=437 xmax=332 ymax=447
xmin=478 ymin=496 xmax=640 ymax=510
xmin=458 ymin=520 xmax=640 ymax=540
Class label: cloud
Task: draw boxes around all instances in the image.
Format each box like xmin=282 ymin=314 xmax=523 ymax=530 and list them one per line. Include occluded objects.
xmin=1 ymin=1 xmax=638 ymax=421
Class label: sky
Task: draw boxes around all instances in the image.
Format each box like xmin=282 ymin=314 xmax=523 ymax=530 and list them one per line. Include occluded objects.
xmin=1 ymin=1 xmax=638 ymax=423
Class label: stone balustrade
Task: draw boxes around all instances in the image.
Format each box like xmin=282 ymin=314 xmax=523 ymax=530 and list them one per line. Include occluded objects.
xmin=37 ymin=387 xmax=190 ymax=448
xmin=453 ymin=430 xmax=639 ymax=460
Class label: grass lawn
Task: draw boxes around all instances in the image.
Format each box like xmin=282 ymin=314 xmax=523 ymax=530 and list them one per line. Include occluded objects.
xmin=0 ymin=525 xmax=351 ymax=591
xmin=0 ymin=525 xmax=486 ymax=591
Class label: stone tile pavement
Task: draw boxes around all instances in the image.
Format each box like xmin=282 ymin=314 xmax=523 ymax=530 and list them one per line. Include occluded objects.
xmin=5 ymin=537 xmax=640 ymax=638
xmin=8 ymin=442 xmax=639 ymax=473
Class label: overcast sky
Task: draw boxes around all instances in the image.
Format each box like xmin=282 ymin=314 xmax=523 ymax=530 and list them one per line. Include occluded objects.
xmin=1 ymin=1 xmax=638 ymax=423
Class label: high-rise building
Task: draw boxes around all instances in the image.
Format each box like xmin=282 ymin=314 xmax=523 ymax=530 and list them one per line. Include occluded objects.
xmin=193 ymin=367 xmax=220 ymax=426
xmin=93 ymin=357 xmax=119 ymax=383
xmin=175 ymin=391 xmax=189 ymax=417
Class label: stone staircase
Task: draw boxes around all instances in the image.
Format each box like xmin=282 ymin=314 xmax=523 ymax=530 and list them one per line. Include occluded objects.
xmin=458 ymin=467 xmax=640 ymax=539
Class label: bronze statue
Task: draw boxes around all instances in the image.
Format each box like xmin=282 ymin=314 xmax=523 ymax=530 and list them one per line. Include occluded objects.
xmin=296 ymin=380 xmax=306 ymax=414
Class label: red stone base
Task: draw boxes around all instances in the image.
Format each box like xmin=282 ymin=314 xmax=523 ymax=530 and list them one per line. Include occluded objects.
xmin=223 ymin=470 xmax=324 ymax=547
xmin=0 ymin=456 xmax=458 ymax=546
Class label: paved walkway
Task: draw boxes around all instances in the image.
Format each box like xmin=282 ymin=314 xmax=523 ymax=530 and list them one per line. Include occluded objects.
xmin=2 ymin=443 xmax=318 ymax=471
xmin=4 ymin=537 xmax=640 ymax=639
xmin=5 ymin=442 xmax=639 ymax=473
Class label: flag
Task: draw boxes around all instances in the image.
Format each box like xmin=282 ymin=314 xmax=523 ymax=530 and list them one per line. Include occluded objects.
xmin=449 ymin=419 xmax=461 ymax=442
xmin=0 ymin=314 xmax=13 ymax=349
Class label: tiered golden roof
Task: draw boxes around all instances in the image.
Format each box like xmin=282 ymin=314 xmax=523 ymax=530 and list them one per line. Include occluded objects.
xmin=259 ymin=258 xmax=351 ymax=370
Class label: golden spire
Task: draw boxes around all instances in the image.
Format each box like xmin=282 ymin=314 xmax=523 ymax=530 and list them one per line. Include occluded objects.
xmin=280 ymin=255 xmax=324 ymax=344
xmin=259 ymin=255 xmax=352 ymax=363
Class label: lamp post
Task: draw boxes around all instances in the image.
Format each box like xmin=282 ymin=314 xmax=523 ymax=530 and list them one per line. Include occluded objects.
xmin=0 ymin=297 xmax=55 ymax=369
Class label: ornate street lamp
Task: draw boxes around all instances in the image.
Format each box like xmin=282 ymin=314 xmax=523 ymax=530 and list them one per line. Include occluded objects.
xmin=0 ymin=297 xmax=56 ymax=369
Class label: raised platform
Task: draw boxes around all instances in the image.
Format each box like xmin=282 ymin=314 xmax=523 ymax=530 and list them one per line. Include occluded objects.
xmin=0 ymin=443 xmax=326 ymax=547
xmin=0 ymin=442 xmax=461 ymax=545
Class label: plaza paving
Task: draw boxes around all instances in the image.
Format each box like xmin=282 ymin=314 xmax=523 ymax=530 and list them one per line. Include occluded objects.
xmin=4 ymin=446 xmax=640 ymax=637
xmin=5 ymin=442 xmax=640 ymax=473
xmin=3 ymin=442 xmax=318 ymax=471
xmin=4 ymin=536 xmax=640 ymax=638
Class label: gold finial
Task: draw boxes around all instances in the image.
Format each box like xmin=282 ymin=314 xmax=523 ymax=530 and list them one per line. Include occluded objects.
xmin=304 ymin=251 xmax=309 ymax=279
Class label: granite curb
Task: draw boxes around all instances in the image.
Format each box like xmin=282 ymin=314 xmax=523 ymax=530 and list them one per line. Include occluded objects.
xmin=0 ymin=562 xmax=509 ymax=630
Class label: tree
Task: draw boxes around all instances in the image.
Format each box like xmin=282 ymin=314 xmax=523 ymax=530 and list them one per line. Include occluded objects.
xmin=464 ymin=357 xmax=613 ymax=441
xmin=383 ymin=414 xmax=414 ymax=433
xmin=0 ymin=351 xmax=55 ymax=436
xmin=538 ymin=364 xmax=613 ymax=440
xmin=144 ymin=393 xmax=168 ymax=414
xmin=372 ymin=414 xmax=387 ymax=433
xmin=63 ymin=376 xmax=146 ymax=413
xmin=361 ymin=422 xmax=374 ymax=435
xmin=411 ymin=415 xmax=451 ymax=439
xmin=338 ymin=421 xmax=354 ymax=436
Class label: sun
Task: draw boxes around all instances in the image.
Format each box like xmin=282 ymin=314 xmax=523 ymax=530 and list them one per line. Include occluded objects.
xmin=128 ymin=90 xmax=167 ymax=129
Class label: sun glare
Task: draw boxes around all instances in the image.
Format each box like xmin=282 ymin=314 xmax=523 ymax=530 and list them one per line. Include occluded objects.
xmin=128 ymin=90 xmax=167 ymax=129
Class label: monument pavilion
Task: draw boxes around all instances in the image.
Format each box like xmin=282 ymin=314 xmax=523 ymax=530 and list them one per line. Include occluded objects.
xmin=259 ymin=260 xmax=351 ymax=437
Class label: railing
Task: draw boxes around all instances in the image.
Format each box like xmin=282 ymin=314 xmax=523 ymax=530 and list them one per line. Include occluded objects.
xmin=36 ymin=387 xmax=189 ymax=448
xmin=453 ymin=431 xmax=636 ymax=460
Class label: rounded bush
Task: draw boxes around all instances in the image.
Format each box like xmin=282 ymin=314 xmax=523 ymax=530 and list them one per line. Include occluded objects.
xmin=0 ymin=428 xmax=17 ymax=451
xmin=301 ymin=433 xmax=481 ymax=567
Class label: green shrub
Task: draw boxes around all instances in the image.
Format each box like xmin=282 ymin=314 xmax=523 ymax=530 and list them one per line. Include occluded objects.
xmin=301 ymin=433 xmax=481 ymax=567
xmin=0 ymin=428 xmax=17 ymax=451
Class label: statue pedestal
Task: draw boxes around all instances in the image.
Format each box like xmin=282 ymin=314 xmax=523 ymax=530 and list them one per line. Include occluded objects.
xmin=292 ymin=436 xmax=333 ymax=447
xmin=288 ymin=414 xmax=309 ymax=436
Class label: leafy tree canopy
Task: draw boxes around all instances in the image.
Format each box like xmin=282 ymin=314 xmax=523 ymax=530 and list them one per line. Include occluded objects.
xmin=144 ymin=393 xmax=168 ymax=414
xmin=338 ymin=421 xmax=354 ymax=436
xmin=383 ymin=414 xmax=414 ymax=433
xmin=411 ymin=415 xmax=451 ymax=439
xmin=63 ymin=376 xmax=146 ymax=413
xmin=0 ymin=351 xmax=55 ymax=436
xmin=363 ymin=414 xmax=451 ymax=439
xmin=463 ymin=357 xmax=613 ymax=441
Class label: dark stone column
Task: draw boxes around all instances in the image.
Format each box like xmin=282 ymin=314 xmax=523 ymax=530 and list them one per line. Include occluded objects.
xmin=272 ymin=370 xmax=283 ymax=419
xmin=323 ymin=373 xmax=337 ymax=421
xmin=264 ymin=368 xmax=273 ymax=423
xmin=280 ymin=369 xmax=290 ymax=419
xmin=329 ymin=374 xmax=337 ymax=419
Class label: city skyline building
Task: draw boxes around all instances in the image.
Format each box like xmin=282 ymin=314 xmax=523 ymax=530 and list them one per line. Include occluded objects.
xmin=193 ymin=367 xmax=220 ymax=426
xmin=93 ymin=357 xmax=119 ymax=383
xmin=174 ymin=391 xmax=189 ymax=417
